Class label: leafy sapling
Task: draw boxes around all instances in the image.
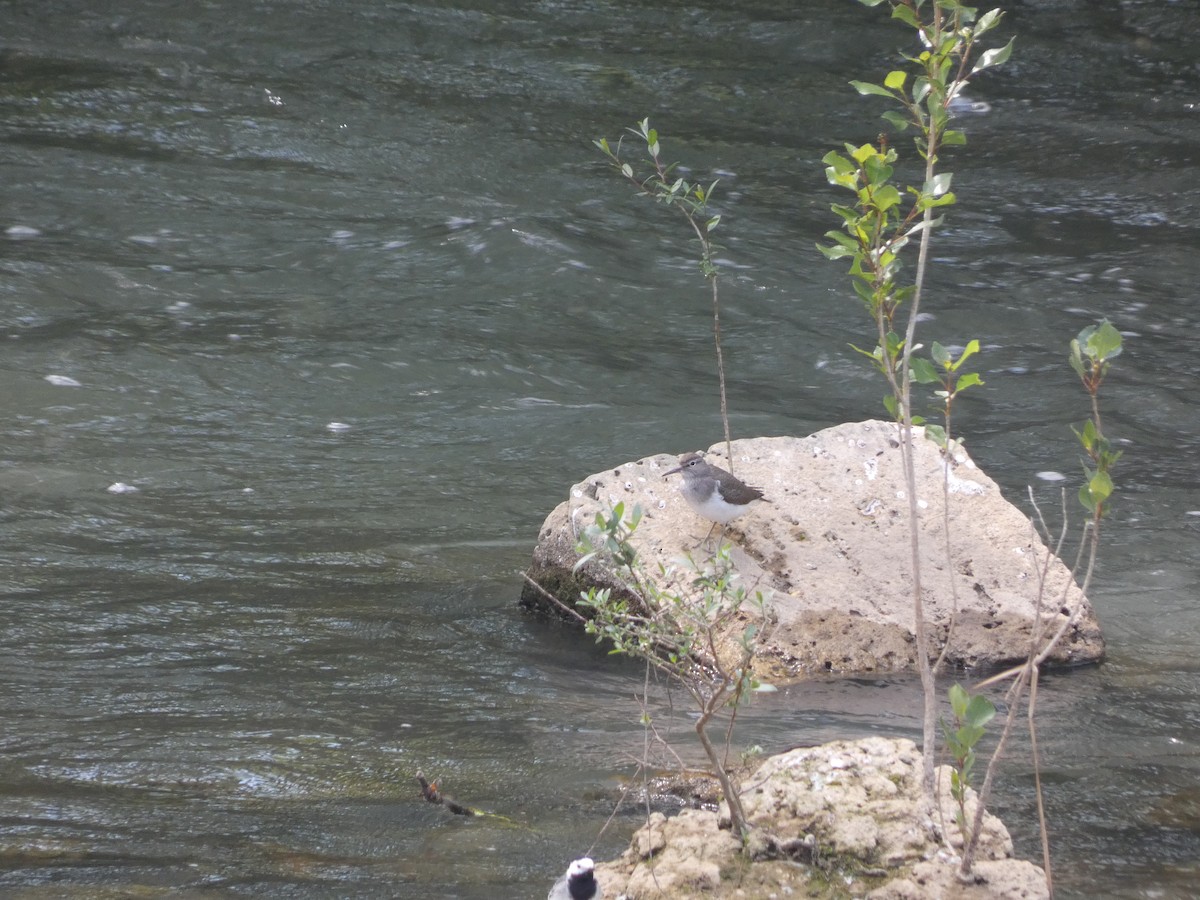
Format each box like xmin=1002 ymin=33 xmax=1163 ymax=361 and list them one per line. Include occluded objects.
xmin=958 ymin=320 xmax=1124 ymax=881
xmin=820 ymin=0 xmax=1013 ymax=798
xmin=1069 ymin=320 xmax=1123 ymax=518
xmin=913 ymin=339 xmax=984 ymax=453
xmin=941 ymin=682 xmax=997 ymax=838
xmin=595 ymin=120 xmax=734 ymax=466
xmin=573 ymin=501 xmax=766 ymax=839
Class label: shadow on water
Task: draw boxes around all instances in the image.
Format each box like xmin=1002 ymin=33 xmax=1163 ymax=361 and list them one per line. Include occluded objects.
xmin=1 ymin=0 xmax=1199 ymax=896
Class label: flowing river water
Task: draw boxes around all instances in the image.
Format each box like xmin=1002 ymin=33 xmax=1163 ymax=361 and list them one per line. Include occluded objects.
xmin=2 ymin=1 xmax=1199 ymax=897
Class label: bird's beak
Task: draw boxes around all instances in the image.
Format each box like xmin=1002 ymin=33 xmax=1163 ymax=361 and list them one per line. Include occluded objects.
xmin=663 ymin=465 xmax=683 ymax=478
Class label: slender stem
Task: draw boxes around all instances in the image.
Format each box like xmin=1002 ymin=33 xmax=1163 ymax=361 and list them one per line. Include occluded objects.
xmin=1028 ymin=668 xmax=1054 ymax=899
xmin=694 ymin=686 xmax=747 ymax=836
xmin=681 ymin=185 xmax=733 ymax=468
xmin=903 ymin=94 xmax=943 ymax=805
xmin=711 ymin=276 xmax=732 ymax=467
xmin=964 ymin=479 xmax=1104 ymax=881
xmin=931 ymin=399 xmax=960 ymax=674
xmin=960 ymin=495 xmax=1060 ymax=874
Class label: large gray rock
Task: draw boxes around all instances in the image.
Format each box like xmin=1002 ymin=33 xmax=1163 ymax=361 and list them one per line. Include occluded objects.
xmin=521 ymin=421 xmax=1103 ymax=678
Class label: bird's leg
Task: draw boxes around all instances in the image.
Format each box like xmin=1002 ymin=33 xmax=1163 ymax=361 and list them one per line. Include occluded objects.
xmin=715 ymin=524 xmax=729 ymax=550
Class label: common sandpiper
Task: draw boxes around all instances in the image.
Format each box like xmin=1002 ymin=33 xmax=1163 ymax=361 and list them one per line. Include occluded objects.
xmin=663 ymin=452 xmax=765 ymax=541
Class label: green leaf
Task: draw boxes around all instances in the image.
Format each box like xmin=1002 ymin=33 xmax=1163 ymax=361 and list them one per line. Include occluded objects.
xmin=824 ymin=230 xmax=860 ymax=250
xmin=890 ymin=3 xmax=920 ymax=26
xmin=847 ymin=341 xmax=880 ymax=364
xmin=822 ymin=150 xmax=857 ymax=174
xmin=884 ymin=330 xmax=905 ymax=357
xmin=957 ymin=339 xmax=981 ymax=367
xmin=955 ymin=371 xmax=984 ymax=391
xmin=850 ymin=142 xmax=879 ymax=164
xmin=850 ymin=80 xmax=897 ymax=99
xmin=706 ymin=215 xmax=721 ymax=232
xmin=959 ymin=750 xmax=976 ymax=777
xmin=926 ymin=172 xmax=953 ymax=197
xmin=911 ymin=357 xmax=939 ymax=384
xmin=972 ymin=37 xmax=1015 ymax=75
xmin=1069 ymin=338 xmax=1086 ymax=377
xmin=965 ymin=694 xmax=997 ymax=727
xmin=912 ymin=77 xmax=931 ymax=106
xmin=948 ymin=683 xmax=969 ymax=718
xmin=852 ymin=277 xmax=877 ymax=305
xmin=1087 ymin=470 xmax=1114 ymax=505
xmin=1079 ymin=418 xmax=1098 ymax=447
xmin=975 ymin=8 xmax=1004 ymax=36
xmin=830 ymin=204 xmax=861 ymax=225
xmin=958 ymin=724 xmax=985 ymax=746
xmin=863 ymin=155 xmax=894 ymax=186
xmin=873 ymin=184 xmax=902 ymax=211
xmin=825 ymin=168 xmax=859 ymax=190
xmin=899 ymin=216 xmax=945 ymax=247
xmin=926 ymin=191 xmax=958 ymax=209
xmin=1088 ymin=319 xmax=1124 ymax=361
xmin=943 ymin=129 xmax=967 ymax=146
xmin=881 ymin=110 xmax=911 ymax=132
xmin=817 ymin=242 xmax=853 ymax=261
xmin=884 ymin=70 xmax=907 ymax=90
xmin=931 ymin=341 xmax=951 ymax=367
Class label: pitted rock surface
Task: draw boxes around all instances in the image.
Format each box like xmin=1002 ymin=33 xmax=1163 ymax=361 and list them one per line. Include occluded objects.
xmin=522 ymin=420 xmax=1103 ymax=678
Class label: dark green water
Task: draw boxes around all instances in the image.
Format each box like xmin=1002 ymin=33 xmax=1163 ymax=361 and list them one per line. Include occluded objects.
xmin=1 ymin=1 xmax=1198 ymax=896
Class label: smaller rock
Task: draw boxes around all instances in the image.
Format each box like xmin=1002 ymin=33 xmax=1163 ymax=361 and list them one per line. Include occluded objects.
xmin=596 ymin=737 xmax=1048 ymax=899
xmin=632 ymin=812 xmax=668 ymax=859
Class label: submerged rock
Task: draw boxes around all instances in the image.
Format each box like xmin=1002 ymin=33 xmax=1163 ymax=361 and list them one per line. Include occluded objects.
xmin=522 ymin=421 xmax=1103 ymax=678
xmin=595 ymin=737 xmax=1048 ymax=899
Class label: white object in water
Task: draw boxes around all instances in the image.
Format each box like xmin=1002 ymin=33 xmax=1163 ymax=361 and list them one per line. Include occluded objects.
xmin=548 ymin=857 xmax=601 ymax=900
